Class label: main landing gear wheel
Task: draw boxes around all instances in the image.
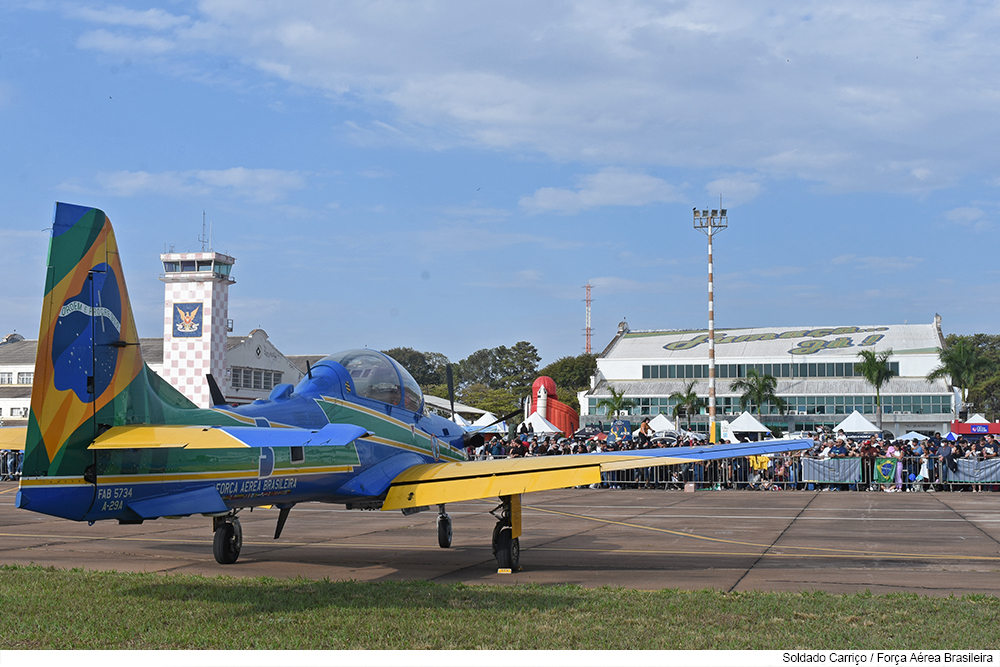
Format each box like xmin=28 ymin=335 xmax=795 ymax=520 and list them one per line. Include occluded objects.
xmin=213 ymin=516 xmax=242 ymax=565
xmin=437 ymin=512 xmax=453 ymax=549
xmin=490 ymin=495 xmax=521 ymax=570
xmin=492 ymin=523 xmax=519 ymax=569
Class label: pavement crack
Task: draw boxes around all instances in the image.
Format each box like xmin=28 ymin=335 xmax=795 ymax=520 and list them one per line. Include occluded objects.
xmin=727 ymin=492 xmax=819 ymax=593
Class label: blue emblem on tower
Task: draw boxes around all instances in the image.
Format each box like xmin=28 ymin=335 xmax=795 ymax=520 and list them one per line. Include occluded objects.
xmin=173 ymin=302 xmax=203 ymax=338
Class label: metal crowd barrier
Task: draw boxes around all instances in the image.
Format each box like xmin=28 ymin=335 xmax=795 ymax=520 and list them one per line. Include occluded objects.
xmin=0 ymin=450 xmax=21 ymax=482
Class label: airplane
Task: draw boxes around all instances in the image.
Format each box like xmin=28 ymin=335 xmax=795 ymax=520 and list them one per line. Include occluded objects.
xmin=4 ymin=202 xmax=813 ymax=570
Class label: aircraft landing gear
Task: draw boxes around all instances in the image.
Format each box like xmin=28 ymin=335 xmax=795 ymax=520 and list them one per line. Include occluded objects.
xmin=437 ymin=504 xmax=452 ymax=548
xmin=212 ymin=513 xmax=242 ymax=565
xmin=491 ymin=494 xmax=521 ymax=570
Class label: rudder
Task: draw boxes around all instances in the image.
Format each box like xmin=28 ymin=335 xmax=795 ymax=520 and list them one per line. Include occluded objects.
xmin=22 ymin=203 xmax=147 ymax=481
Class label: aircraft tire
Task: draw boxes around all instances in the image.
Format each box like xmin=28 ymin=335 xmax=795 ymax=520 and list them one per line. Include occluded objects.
xmin=437 ymin=514 xmax=452 ymax=549
xmin=213 ymin=519 xmax=242 ymax=565
xmin=494 ymin=526 xmax=519 ymax=569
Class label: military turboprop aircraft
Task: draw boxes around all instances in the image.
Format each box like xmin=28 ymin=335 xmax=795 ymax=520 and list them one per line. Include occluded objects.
xmin=6 ymin=203 xmax=812 ymax=570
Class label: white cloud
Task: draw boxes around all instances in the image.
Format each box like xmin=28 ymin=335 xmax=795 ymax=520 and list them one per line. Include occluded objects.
xmin=77 ymin=29 xmax=177 ymax=55
xmin=830 ymin=254 xmax=924 ymax=272
xmin=705 ymin=173 xmax=762 ymax=206
xmin=65 ymin=168 xmax=306 ymax=203
xmin=68 ymin=6 xmax=190 ymax=31
xmin=520 ymin=168 xmax=684 ymax=213
xmin=946 ymin=206 xmax=992 ymax=232
xmin=58 ymin=1 xmax=1000 ymax=193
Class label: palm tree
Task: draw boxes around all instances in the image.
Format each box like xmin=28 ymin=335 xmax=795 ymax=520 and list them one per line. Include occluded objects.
xmin=669 ymin=380 xmax=704 ymax=431
xmin=927 ymin=338 xmax=987 ymax=418
xmin=729 ymin=368 xmax=787 ymax=419
xmin=595 ymin=386 xmax=634 ymax=419
xmin=856 ymin=348 xmax=894 ymax=431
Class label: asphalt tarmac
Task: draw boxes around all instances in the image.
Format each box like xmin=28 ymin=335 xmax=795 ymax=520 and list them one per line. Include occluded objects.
xmin=2 ymin=482 xmax=999 ymax=595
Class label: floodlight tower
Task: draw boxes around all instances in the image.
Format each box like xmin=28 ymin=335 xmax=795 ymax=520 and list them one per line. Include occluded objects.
xmin=693 ymin=203 xmax=727 ymax=443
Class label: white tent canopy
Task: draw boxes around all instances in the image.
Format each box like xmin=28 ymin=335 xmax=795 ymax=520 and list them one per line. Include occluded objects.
xmin=965 ymin=413 xmax=990 ymax=424
xmin=450 ymin=413 xmax=472 ymax=429
xmin=470 ymin=412 xmax=508 ymax=434
xmin=899 ymin=431 xmax=929 ymax=440
xmin=649 ymin=414 xmax=675 ymax=432
xmin=524 ymin=411 xmax=562 ymax=434
xmin=834 ymin=410 xmax=879 ymax=433
xmin=728 ymin=412 xmax=771 ymax=433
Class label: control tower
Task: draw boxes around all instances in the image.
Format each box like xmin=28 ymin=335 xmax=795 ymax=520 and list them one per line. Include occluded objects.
xmin=159 ymin=251 xmax=235 ymax=408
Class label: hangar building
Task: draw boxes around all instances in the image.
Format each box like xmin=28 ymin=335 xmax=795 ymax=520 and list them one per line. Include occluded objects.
xmin=580 ymin=316 xmax=954 ymax=437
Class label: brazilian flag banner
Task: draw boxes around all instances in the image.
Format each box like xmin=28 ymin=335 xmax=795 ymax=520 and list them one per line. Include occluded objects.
xmin=874 ymin=457 xmax=898 ymax=483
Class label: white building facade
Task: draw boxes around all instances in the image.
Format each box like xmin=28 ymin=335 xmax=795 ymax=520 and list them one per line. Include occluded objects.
xmin=581 ymin=316 xmax=953 ymax=437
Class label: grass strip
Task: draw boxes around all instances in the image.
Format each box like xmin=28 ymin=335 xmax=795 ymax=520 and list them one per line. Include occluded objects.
xmin=1 ymin=564 xmax=998 ymax=650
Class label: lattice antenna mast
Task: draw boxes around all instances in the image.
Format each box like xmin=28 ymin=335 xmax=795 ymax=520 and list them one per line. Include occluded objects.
xmin=583 ymin=282 xmax=593 ymax=354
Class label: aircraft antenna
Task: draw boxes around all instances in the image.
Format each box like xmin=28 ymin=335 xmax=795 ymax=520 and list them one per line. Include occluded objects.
xmin=199 ymin=211 xmax=209 ymax=251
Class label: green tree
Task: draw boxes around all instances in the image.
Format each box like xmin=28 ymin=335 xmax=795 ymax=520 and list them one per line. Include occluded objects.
xmin=497 ymin=342 xmax=541 ymax=393
xmin=669 ymin=380 xmax=704 ymax=431
xmin=538 ymin=354 xmax=598 ymax=391
xmin=381 ymin=347 xmax=449 ymax=387
xmin=458 ymin=383 xmax=521 ymax=419
xmin=972 ymin=375 xmax=1000 ymax=422
xmin=457 ymin=348 xmax=499 ymax=388
xmin=927 ymin=337 xmax=988 ymax=418
xmin=856 ymin=348 xmax=895 ymax=431
xmin=729 ymin=368 xmax=787 ymax=419
xmin=457 ymin=342 xmax=540 ymax=393
xmin=596 ymin=386 xmax=634 ymax=419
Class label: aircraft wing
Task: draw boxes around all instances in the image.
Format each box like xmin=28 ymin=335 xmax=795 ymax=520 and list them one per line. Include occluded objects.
xmin=87 ymin=423 xmax=369 ymax=450
xmin=382 ymin=438 xmax=813 ymax=510
xmin=0 ymin=427 xmax=27 ymax=451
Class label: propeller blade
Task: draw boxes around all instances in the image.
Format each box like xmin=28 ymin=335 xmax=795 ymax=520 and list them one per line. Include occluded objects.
xmin=467 ymin=408 xmax=522 ymax=434
xmin=446 ymin=364 xmax=455 ymax=417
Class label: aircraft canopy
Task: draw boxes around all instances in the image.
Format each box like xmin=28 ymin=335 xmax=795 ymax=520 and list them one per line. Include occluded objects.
xmin=320 ymin=349 xmax=424 ymax=413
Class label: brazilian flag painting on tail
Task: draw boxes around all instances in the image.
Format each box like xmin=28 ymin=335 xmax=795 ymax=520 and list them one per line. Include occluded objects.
xmin=18 ymin=204 xmax=222 ymax=519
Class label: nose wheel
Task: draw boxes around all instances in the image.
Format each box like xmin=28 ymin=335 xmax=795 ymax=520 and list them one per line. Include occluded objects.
xmin=212 ymin=514 xmax=242 ymax=564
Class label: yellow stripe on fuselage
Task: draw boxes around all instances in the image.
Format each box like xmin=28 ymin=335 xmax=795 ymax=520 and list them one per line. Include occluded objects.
xmin=320 ymin=396 xmax=465 ymax=462
xmin=20 ymin=464 xmax=356 ymax=489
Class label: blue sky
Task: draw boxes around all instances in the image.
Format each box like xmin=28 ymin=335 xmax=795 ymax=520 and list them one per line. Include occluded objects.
xmin=2 ymin=1 xmax=999 ymax=367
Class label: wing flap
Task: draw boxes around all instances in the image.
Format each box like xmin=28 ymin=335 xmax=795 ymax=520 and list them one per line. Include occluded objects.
xmin=89 ymin=423 xmax=368 ymax=450
xmin=383 ymin=463 xmax=601 ymax=510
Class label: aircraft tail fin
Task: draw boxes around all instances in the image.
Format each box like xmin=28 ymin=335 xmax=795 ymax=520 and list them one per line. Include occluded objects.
xmin=22 ymin=203 xmax=196 ymax=481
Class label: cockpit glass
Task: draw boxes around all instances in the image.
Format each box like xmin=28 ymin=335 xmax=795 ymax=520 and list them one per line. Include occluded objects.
xmin=322 ymin=349 xmax=422 ymax=411
xmin=389 ymin=357 xmax=424 ymax=412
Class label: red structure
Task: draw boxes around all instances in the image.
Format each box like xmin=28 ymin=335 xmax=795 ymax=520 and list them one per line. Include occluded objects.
xmin=530 ymin=376 xmax=579 ymax=436
xmin=949 ymin=420 xmax=1000 ymax=436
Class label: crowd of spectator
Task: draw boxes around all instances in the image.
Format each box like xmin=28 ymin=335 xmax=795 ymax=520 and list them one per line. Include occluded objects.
xmin=462 ymin=422 xmax=998 ymax=493
xmin=796 ymin=429 xmax=998 ymax=493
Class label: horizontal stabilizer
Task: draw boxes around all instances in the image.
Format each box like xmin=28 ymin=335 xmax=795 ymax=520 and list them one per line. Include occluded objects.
xmin=0 ymin=427 xmax=27 ymax=450
xmin=89 ymin=423 xmax=369 ymax=450
xmin=128 ymin=485 xmax=228 ymax=519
